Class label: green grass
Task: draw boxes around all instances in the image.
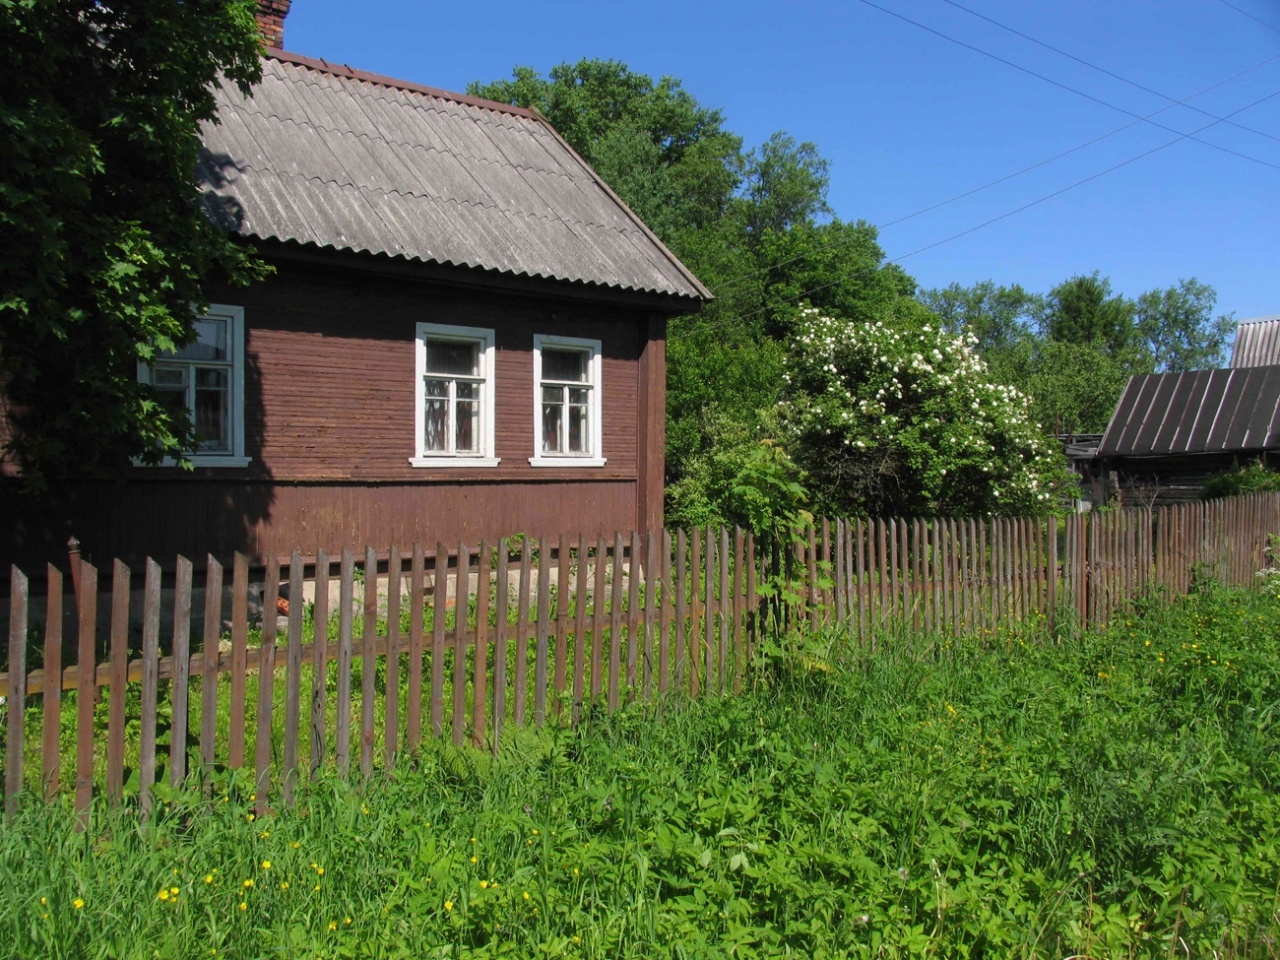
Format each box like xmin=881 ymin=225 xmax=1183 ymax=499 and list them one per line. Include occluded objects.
xmin=1 ymin=584 xmax=1278 ymax=958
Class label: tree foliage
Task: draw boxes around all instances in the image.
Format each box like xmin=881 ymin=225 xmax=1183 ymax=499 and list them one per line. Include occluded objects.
xmin=779 ymin=308 xmax=1073 ymax=517
xmin=0 ymin=0 xmax=267 ymax=490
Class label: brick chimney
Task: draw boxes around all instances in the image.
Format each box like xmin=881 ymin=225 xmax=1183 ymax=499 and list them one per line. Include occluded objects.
xmin=256 ymin=0 xmax=291 ymax=49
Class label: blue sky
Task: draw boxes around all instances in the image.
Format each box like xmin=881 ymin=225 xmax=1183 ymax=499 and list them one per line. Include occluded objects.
xmin=284 ymin=0 xmax=1279 ymax=323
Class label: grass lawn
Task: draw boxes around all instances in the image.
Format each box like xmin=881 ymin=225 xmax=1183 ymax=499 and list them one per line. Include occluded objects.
xmin=1 ymin=583 xmax=1278 ymax=958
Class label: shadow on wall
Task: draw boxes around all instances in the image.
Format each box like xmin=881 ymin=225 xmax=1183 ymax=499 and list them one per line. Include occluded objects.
xmin=1 ymin=313 xmax=275 ymax=575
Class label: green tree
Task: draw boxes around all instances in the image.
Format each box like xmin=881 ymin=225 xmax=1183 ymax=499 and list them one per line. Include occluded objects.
xmin=918 ymin=280 xmax=1040 ymax=357
xmin=1135 ymin=278 xmax=1233 ymax=372
xmin=0 ymin=0 xmax=267 ymax=491
xmin=1041 ymin=272 xmax=1135 ymax=356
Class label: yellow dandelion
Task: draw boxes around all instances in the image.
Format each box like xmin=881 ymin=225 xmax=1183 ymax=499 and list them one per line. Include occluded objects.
xmin=238 ymin=902 xmax=247 ymax=912
xmin=361 ymin=804 xmax=369 ymax=815
xmin=246 ymin=814 xmax=255 ymax=823
xmin=258 ymin=830 xmax=270 ymax=840
xmin=522 ymin=891 xmax=530 ymax=901
xmin=170 ymin=887 xmax=179 ymax=896
xmin=317 ymin=867 xmax=324 ymax=877
xmin=158 ymin=889 xmax=170 ymax=901
xmin=531 ymin=829 xmax=539 ymax=836
xmin=39 ymin=897 xmax=46 ymax=906
xmin=444 ymin=901 xmax=453 ymax=911
xmin=469 ymin=855 xmax=478 ymax=864
xmin=313 ymin=884 xmax=321 ymax=892
xmin=572 ymin=935 xmax=580 ymax=944
xmin=249 ymin=793 xmax=255 ymax=802
xmin=261 ymin=860 xmax=271 ymax=871
xmin=243 ymin=879 xmax=254 ymax=889
xmin=73 ymin=898 xmax=84 ymax=910
xmin=344 ymin=917 xmax=352 ymax=925
xmin=573 ymin=868 xmax=579 ymax=876
xmin=291 ymin=842 xmax=300 ymax=850
xmin=204 ymin=874 xmax=214 ymax=884
xmin=280 ymin=882 xmax=289 ymax=891
xmin=328 ymin=921 xmax=337 ymax=932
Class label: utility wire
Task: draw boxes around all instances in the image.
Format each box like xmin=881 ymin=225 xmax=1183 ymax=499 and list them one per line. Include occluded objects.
xmin=852 ymin=0 xmax=1280 ymax=173
xmin=1217 ymin=0 xmax=1280 ymax=35
xmin=879 ymin=52 xmax=1280 ymax=229
xmin=940 ymin=0 xmax=1280 ymax=144
xmin=710 ymin=52 xmax=1280 ymax=292
xmin=690 ymin=87 xmax=1280 ymax=331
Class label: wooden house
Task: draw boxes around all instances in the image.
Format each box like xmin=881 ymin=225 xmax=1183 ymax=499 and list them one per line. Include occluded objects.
xmin=1095 ymin=366 xmax=1280 ymax=506
xmin=2 ymin=2 xmax=709 ymax=569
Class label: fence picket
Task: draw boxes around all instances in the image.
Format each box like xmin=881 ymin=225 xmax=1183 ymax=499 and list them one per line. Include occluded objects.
xmin=285 ymin=551 xmax=304 ymax=802
xmin=138 ymin=559 xmax=161 ymax=814
xmin=170 ymin=557 xmax=193 ymax=788
xmin=534 ymin=538 xmax=551 ymax=727
xmin=432 ymin=542 xmax=449 ymax=736
xmin=336 ymin=550 xmax=354 ymax=778
xmin=474 ymin=542 xmax=491 ymax=748
xmin=107 ymin=560 xmax=130 ymax=804
xmin=455 ymin=542 xmax=472 ymax=744
xmin=310 ymin=550 xmax=330 ymax=778
xmin=255 ymin=556 xmax=280 ymax=811
xmin=361 ymin=547 xmax=378 ymax=777
xmin=41 ymin=567 xmax=63 ymax=799
xmin=228 ymin=553 xmax=249 ymax=770
xmin=201 ymin=557 xmax=223 ymax=777
xmin=6 ymin=568 xmax=28 ymax=814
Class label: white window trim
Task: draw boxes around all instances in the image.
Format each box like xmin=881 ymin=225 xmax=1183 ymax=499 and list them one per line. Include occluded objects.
xmin=530 ymin=333 xmax=606 ymax=468
xmin=136 ymin=304 xmax=251 ymax=468
xmin=410 ymin=322 xmax=500 ymax=468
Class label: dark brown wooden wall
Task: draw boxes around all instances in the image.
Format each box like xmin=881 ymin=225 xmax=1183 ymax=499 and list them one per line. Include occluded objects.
xmin=1 ymin=254 xmax=681 ymax=569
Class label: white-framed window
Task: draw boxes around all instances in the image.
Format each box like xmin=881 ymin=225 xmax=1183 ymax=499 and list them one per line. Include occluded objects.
xmin=411 ymin=322 xmax=500 ymax=468
xmin=137 ymin=304 xmax=251 ymax=467
xmin=530 ymin=334 xmax=605 ymax=467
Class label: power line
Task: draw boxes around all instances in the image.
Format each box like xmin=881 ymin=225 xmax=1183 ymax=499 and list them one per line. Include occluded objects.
xmin=880 ymin=52 xmax=1280 ymax=229
xmin=852 ymin=0 xmax=1280 ymax=173
xmin=1217 ymin=0 xmax=1280 ymax=35
xmin=940 ymin=0 xmax=1280 ymax=144
xmin=888 ymin=88 xmax=1280 ymax=263
xmin=712 ymin=52 xmax=1280 ymax=292
xmin=690 ymin=86 xmax=1280 ymax=332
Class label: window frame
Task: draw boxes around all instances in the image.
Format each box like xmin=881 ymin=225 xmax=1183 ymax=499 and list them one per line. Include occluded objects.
xmin=411 ymin=322 xmax=500 ymax=468
xmin=530 ymin=333 xmax=606 ymax=468
xmin=136 ymin=303 xmax=251 ymax=468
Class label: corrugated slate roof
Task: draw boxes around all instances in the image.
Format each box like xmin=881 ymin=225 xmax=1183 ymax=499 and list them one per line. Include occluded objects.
xmin=1099 ymin=367 xmax=1280 ymax=456
xmin=1230 ymin=316 xmax=1280 ymax=367
xmin=197 ymin=52 xmax=710 ymax=302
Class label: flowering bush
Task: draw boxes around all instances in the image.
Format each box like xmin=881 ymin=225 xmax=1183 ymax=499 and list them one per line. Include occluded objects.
xmin=779 ymin=307 xmax=1075 ymax=517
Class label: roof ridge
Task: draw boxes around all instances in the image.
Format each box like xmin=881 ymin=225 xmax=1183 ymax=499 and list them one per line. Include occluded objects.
xmin=266 ymin=48 xmax=541 ymax=121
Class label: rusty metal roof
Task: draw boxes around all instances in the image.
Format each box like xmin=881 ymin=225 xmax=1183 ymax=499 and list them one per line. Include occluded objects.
xmin=1230 ymin=316 xmax=1280 ymax=367
xmin=197 ymin=52 xmax=710 ymax=302
xmin=1099 ymin=367 xmax=1280 ymax=457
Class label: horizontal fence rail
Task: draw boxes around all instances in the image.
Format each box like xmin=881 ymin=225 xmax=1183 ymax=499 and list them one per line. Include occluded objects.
xmin=2 ymin=493 xmax=1277 ymax=814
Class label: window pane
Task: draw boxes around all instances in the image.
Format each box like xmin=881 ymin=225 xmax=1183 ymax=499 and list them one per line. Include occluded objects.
xmin=193 ymin=381 xmax=229 ymax=452
xmin=154 ymin=385 xmax=187 ymax=423
xmin=426 ymin=339 xmax=479 ymax=376
xmin=175 ymin=318 xmax=228 ymax=362
xmin=568 ymin=402 xmax=587 ymax=453
xmin=456 ymin=380 xmax=479 ymax=401
xmin=542 ymin=398 xmax=563 ymax=453
xmin=542 ymin=348 xmax=587 ymax=382
xmin=424 ymin=378 xmax=448 ymax=398
xmin=153 ymin=367 xmax=186 ymax=387
xmin=423 ymin=398 xmax=448 ymax=451
xmin=455 ymin=400 xmax=479 ymax=453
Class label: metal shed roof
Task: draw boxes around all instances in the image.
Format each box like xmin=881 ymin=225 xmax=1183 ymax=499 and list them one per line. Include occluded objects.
xmin=1230 ymin=316 xmax=1280 ymax=368
xmin=1098 ymin=367 xmax=1280 ymax=457
xmin=197 ymin=52 xmax=711 ymax=303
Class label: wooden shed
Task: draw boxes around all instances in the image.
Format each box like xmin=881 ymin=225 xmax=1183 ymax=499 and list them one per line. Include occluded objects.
xmin=1096 ymin=367 xmax=1280 ymax=506
xmin=1 ymin=22 xmax=709 ymax=569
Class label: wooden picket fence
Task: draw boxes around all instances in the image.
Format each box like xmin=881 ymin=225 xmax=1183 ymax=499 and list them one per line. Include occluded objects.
xmin=2 ymin=492 xmax=1278 ymax=815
